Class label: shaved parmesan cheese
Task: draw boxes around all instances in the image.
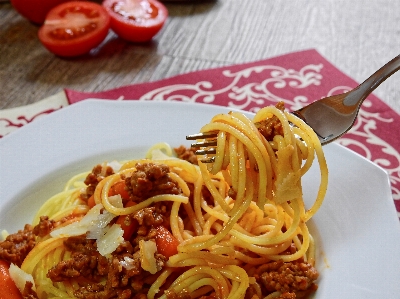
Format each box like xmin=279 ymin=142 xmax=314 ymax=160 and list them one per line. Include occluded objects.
xmin=139 ymin=240 xmax=158 ymax=274
xmin=97 ymin=224 xmax=124 ymax=256
xmin=108 ymin=161 xmax=122 ymax=172
xmin=79 ymin=204 xmax=103 ymax=225
xmin=108 ymin=194 xmax=123 ymax=208
xmin=9 ymin=263 xmax=35 ymax=292
xmin=50 ymin=203 xmax=123 ymax=256
xmin=50 ymin=204 xmax=103 ymax=238
xmin=274 ymin=170 xmax=302 ymax=204
xmin=273 ymin=145 xmax=302 ymax=204
xmin=49 ymin=221 xmax=88 ymax=238
xmin=120 ymin=256 xmax=136 ymax=270
xmin=87 ymin=209 xmax=116 ymax=240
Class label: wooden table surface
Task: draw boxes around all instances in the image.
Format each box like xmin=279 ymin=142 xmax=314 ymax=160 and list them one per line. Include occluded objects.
xmin=1 ymin=0 xmax=399 ymax=114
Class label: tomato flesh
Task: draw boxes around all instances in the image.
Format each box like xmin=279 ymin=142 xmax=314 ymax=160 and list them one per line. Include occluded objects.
xmin=155 ymin=226 xmax=179 ymax=258
xmin=109 ymin=181 xmax=130 ymax=200
xmin=0 ymin=260 xmax=23 ymax=299
xmin=38 ymin=2 xmax=110 ymax=57
xmin=112 ymin=0 xmax=158 ymax=22
xmin=103 ymin=0 xmax=168 ymax=42
xmin=116 ymin=201 xmax=138 ymax=240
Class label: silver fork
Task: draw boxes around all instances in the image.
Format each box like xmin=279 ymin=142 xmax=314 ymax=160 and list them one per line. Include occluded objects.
xmin=187 ymin=54 xmax=400 ymax=161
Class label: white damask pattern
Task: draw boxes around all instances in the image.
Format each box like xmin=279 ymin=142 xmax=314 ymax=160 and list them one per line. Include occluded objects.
xmin=223 ymin=64 xmax=323 ymax=112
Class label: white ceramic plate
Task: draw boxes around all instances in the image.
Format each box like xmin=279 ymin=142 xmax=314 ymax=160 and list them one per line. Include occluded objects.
xmin=1 ymin=100 xmax=400 ymax=298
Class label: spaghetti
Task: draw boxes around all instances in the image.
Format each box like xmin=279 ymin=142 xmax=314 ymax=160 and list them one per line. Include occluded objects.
xmin=0 ymin=103 xmax=328 ymax=299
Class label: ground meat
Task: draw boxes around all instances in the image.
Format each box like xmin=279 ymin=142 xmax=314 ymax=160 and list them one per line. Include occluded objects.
xmin=32 ymin=216 xmax=55 ymax=237
xmin=0 ymin=216 xmax=60 ymax=267
xmin=174 ymin=145 xmax=198 ymax=165
xmin=259 ymin=259 xmax=319 ymax=297
xmin=47 ymin=164 xmax=179 ymax=298
xmin=275 ymin=293 xmax=296 ymax=299
xmin=74 ymin=283 xmax=117 ymax=299
xmin=81 ymin=164 xmax=115 ymax=201
xmin=108 ymin=242 xmax=166 ymax=294
xmin=49 ymin=233 xmax=167 ymax=299
xmin=47 ymin=236 xmax=109 ymax=282
xmin=73 ymin=244 xmax=165 ymax=299
xmin=109 ymin=252 xmax=141 ymax=288
xmin=21 ymin=281 xmax=39 ymax=299
xmin=133 ymin=206 xmax=165 ymax=229
xmin=0 ymin=224 xmax=36 ymax=267
xmin=64 ymin=235 xmax=98 ymax=254
xmin=48 ymin=251 xmax=109 ymax=282
xmin=125 ymin=163 xmax=181 ymax=202
xmin=255 ymin=101 xmax=285 ymax=141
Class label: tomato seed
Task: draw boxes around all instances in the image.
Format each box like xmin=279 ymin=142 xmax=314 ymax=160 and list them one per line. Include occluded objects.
xmin=111 ymin=1 xmax=156 ymax=22
xmin=59 ymin=6 xmax=100 ymax=18
xmin=49 ymin=22 xmax=98 ymax=40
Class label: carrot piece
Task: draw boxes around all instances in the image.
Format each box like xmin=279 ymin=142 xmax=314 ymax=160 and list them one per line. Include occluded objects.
xmin=155 ymin=226 xmax=179 ymax=258
xmin=0 ymin=260 xmax=23 ymax=299
xmin=109 ymin=181 xmax=130 ymax=200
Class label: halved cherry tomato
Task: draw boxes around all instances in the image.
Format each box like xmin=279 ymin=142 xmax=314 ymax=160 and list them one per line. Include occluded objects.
xmin=102 ymin=0 xmax=168 ymax=42
xmin=38 ymin=1 xmax=110 ymax=57
xmin=108 ymin=181 xmax=130 ymax=200
xmin=116 ymin=201 xmax=138 ymax=240
xmin=154 ymin=226 xmax=179 ymax=258
xmin=0 ymin=260 xmax=23 ymax=299
xmin=10 ymin=0 xmax=71 ymax=25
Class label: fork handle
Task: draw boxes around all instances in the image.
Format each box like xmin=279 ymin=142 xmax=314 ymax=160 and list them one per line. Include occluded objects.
xmin=343 ymin=54 xmax=400 ymax=106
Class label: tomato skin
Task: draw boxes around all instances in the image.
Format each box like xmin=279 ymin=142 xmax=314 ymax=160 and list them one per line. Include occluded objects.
xmin=116 ymin=201 xmax=138 ymax=240
xmin=109 ymin=181 xmax=130 ymax=200
xmin=116 ymin=215 xmax=138 ymax=240
xmin=87 ymin=195 xmax=96 ymax=209
xmin=102 ymin=0 xmax=168 ymax=42
xmin=38 ymin=1 xmax=110 ymax=57
xmin=0 ymin=260 xmax=23 ymax=299
xmin=154 ymin=226 xmax=179 ymax=258
xmin=10 ymin=0 xmax=71 ymax=24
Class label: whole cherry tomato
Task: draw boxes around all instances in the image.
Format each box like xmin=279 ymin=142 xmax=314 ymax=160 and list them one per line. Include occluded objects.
xmin=38 ymin=1 xmax=110 ymax=57
xmin=102 ymin=0 xmax=168 ymax=42
xmin=10 ymin=0 xmax=72 ymax=24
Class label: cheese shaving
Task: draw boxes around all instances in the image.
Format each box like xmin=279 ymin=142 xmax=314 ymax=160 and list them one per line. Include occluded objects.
xmin=120 ymin=256 xmax=136 ymax=270
xmin=50 ymin=204 xmax=103 ymax=238
xmin=139 ymin=240 xmax=158 ymax=274
xmin=97 ymin=224 xmax=124 ymax=257
xmin=50 ymin=203 xmax=124 ymax=256
xmin=9 ymin=263 xmax=36 ymax=292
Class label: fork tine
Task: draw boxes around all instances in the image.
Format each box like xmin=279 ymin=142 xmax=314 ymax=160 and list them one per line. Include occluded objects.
xmin=186 ymin=132 xmax=218 ymax=140
xmin=186 ymin=131 xmax=218 ymax=163
xmin=199 ymin=156 xmax=215 ymax=163
xmin=195 ymin=148 xmax=217 ymax=155
xmin=190 ymin=140 xmax=218 ymax=148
